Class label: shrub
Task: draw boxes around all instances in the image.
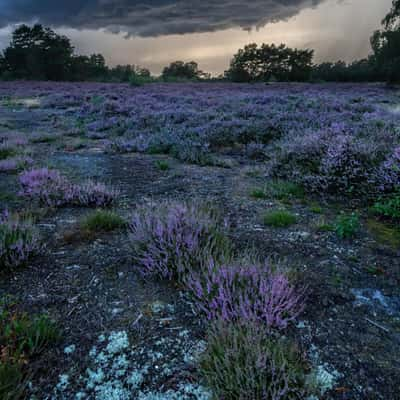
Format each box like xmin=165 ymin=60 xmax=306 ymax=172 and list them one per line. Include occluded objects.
xmin=19 ymin=168 xmax=118 ymax=208
xmin=129 ymin=202 xmax=231 ymax=281
xmin=200 ymin=321 xmax=308 ymax=400
xmin=0 ymin=210 xmax=40 ymax=270
xmin=80 ymin=210 xmax=126 ymax=233
xmin=373 ymin=192 xmax=400 ymax=220
xmin=334 ymin=212 xmax=360 ymax=239
xmin=263 ymin=210 xmax=297 ymax=228
xmin=186 ymin=261 xmax=305 ymax=329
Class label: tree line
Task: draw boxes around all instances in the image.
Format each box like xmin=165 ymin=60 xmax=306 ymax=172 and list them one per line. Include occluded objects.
xmin=1 ymin=1 xmax=399 ymax=83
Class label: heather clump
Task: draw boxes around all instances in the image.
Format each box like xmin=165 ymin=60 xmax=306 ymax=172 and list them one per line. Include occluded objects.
xmin=0 ymin=156 xmax=33 ymax=172
xmin=272 ymin=126 xmax=398 ymax=195
xmin=0 ymin=210 xmax=40 ymax=270
xmin=200 ymin=320 xmax=309 ymax=400
xmin=19 ymin=168 xmax=118 ymax=208
xmin=186 ymin=260 xmax=305 ymax=329
xmin=129 ymin=202 xmax=231 ymax=281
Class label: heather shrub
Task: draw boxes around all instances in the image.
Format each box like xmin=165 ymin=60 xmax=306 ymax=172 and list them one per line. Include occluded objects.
xmin=272 ymin=128 xmax=397 ymax=195
xmin=200 ymin=320 xmax=308 ymax=400
xmin=0 ymin=156 xmax=33 ymax=173
xmin=186 ymin=260 xmax=305 ymax=329
xmin=334 ymin=212 xmax=360 ymax=239
xmin=19 ymin=168 xmax=117 ymax=208
xmin=263 ymin=210 xmax=297 ymax=228
xmin=129 ymin=202 xmax=231 ymax=281
xmin=0 ymin=211 xmax=40 ymax=270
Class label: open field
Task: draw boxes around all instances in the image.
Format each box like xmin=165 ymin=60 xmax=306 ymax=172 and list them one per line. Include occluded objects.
xmin=0 ymin=82 xmax=399 ymax=399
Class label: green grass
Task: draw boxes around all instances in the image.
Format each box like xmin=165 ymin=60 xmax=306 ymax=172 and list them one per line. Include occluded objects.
xmin=0 ymin=147 xmax=17 ymax=160
xmin=155 ymin=160 xmax=170 ymax=171
xmin=0 ymin=298 xmax=60 ymax=400
xmin=263 ymin=209 xmax=297 ymax=228
xmin=309 ymin=204 xmax=323 ymax=214
xmin=367 ymin=218 xmax=400 ymax=249
xmin=372 ymin=193 xmax=400 ymax=220
xmin=200 ymin=321 xmax=309 ymax=400
xmin=251 ymin=180 xmax=304 ymax=202
xmin=80 ymin=210 xmax=126 ymax=233
xmin=334 ymin=212 xmax=360 ymax=239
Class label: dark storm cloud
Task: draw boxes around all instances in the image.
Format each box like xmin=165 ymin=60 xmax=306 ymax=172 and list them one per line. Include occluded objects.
xmin=0 ymin=0 xmax=325 ymax=36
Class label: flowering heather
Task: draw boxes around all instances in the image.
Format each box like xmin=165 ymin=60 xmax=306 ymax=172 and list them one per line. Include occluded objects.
xmin=200 ymin=321 xmax=308 ymax=400
xmin=0 ymin=210 xmax=40 ymax=269
xmin=19 ymin=168 xmax=118 ymax=208
xmin=187 ymin=260 xmax=305 ymax=329
xmin=0 ymin=156 xmax=33 ymax=172
xmin=1 ymin=81 xmax=399 ymax=193
xmin=129 ymin=202 xmax=231 ymax=281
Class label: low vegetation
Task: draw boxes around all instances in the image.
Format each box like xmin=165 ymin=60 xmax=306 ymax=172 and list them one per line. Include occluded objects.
xmin=200 ymin=321 xmax=309 ymax=400
xmin=334 ymin=212 xmax=360 ymax=239
xmin=263 ymin=210 xmax=297 ymax=228
xmin=0 ymin=298 xmax=59 ymax=400
xmin=129 ymin=202 xmax=231 ymax=281
xmin=0 ymin=211 xmax=40 ymax=270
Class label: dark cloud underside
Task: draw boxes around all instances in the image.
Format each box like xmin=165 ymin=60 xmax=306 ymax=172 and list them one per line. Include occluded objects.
xmin=0 ymin=0 xmax=325 ymax=36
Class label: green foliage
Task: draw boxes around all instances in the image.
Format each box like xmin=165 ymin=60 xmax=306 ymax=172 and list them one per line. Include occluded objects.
xmin=373 ymin=193 xmax=400 ymax=219
xmin=334 ymin=212 xmax=360 ymax=239
xmin=80 ymin=210 xmax=126 ymax=233
xmin=367 ymin=218 xmax=400 ymax=249
xmin=0 ymin=362 xmax=25 ymax=400
xmin=0 ymin=298 xmax=59 ymax=400
xmin=0 ymin=147 xmax=17 ymax=160
xmin=263 ymin=209 xmax=297 ymax=228
xmin=129 ymin=70 xmax=154 ymax=87
xmin=162 ymin=61 xmax=208 ymax=81
xmin=226 ymin=43 xmax=314 ymax=82
xmin=155 ymin=160 xmax=170 ymax=171
xmin=251 ymin=181 xmax=304 ymax=201
xmin=200 ymin=321 xmax=308 ymax=400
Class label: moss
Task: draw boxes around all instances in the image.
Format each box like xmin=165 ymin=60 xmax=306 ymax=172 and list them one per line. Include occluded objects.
xmin=367 ymin=218 xmax=400 ymax=249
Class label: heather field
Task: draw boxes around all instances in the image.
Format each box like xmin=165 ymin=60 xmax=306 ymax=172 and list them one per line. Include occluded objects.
xmin=0 ymin=82 xmax=400 ymax=399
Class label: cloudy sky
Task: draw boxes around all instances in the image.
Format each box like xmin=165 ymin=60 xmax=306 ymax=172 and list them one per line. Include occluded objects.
xmin=0 ymin=0 xmax=393 ymax=75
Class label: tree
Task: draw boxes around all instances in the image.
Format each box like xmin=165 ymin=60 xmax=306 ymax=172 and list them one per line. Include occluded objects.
xmin=383 ymin=0 xmax=400 ymax=29
xmin=370 ymin=0 xmax=400 ymax=82
xmin=162 ymin=61 xmax=202 ymax=81
xmin=3 ymin=24 xmax=74 ymax=80
xmin=225 ymin=43 xmax=314 ymax=82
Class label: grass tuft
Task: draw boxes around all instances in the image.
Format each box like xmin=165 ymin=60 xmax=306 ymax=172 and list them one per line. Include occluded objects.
xmin=263 ymin=209 xmax=297 ymax=228
xmin=80 ymin=210 xmax=126 ymax=233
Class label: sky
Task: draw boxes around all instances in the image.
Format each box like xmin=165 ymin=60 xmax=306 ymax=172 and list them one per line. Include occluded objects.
xmin=0 ymin=0 xmax=393 ymax=75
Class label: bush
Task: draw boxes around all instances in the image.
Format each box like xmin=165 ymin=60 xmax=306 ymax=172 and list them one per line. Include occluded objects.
xmin=19 ymin=168 xmax=118 ymax=208
xmin=334 ymin=212 xmax=360 ymax=239
xmin=200 ymin=321 xmax=309 ymax=400
xmin=80 ymin=210 xmax=126 ymax=233
xmin=129 ymin=202 xmax=231 ymax=281
xmin=263 ymin=210 xmax=297 ymax=228
xmin=0 ymin=210 xmax=40 ymax=270
xmin=187 ymin=260 xmax=305 ymax=329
